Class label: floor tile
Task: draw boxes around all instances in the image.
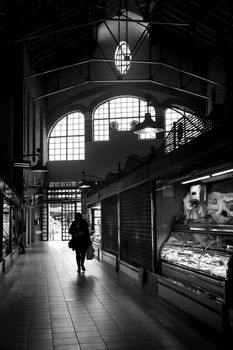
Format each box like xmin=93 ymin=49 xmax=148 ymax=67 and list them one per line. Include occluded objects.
xmin=0 ymin=241 xmax=229 ymax=350
xmin=53 ymin=338 xmax=79 ymax=346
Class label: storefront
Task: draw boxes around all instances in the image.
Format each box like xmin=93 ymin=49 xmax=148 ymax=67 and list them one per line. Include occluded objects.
xmin=88 ymin=202 xmax=101 ymax=260
xmin=86 ymin=114 xmax=233 ymax=333
xmin=158 ymin=166 xmax=233 ymax=333
xmin=0 ymin=179 xmax=20 ymax=280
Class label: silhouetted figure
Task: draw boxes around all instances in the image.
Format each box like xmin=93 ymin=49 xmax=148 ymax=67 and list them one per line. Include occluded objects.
xmin=149 ymin=146 xmax=156 ymax=161
xmin=69 ymin=212 xmax=91 ymax=273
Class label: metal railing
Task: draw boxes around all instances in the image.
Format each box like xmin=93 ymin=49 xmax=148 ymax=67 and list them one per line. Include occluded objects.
xmin=156 ymin=114 xmax=214 ymax=156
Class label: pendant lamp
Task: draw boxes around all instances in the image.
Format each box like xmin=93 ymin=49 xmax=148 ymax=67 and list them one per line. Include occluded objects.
xmin=31 ymin=160 xmax=48 ymax=173
xmin=134 ymin=112 xmax=164 ymax=135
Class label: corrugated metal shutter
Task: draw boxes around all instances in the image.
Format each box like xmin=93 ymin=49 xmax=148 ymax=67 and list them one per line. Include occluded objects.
xmin=101 ymin=195 xmax=118 ymax=255
xmin=120 ymin=182 xmax=152 ymax=271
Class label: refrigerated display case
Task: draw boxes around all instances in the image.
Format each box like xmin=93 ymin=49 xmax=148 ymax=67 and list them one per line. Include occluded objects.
xmin=160 ymin=225 xmax=233 ymax=306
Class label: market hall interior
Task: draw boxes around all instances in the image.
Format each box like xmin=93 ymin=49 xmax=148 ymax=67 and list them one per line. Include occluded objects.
xmin=1 ymin=1 xmax=233 ymax=348
xmin=0 ymin=240 xmax=230 ymax=350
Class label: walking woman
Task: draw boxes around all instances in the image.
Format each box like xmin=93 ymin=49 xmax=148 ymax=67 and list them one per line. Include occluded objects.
xmin=69 ymin=212 xmax=92 ymax=273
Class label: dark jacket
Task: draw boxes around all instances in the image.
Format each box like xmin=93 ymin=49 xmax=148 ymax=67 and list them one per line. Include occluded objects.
xmin=69 ymin=219 xmax=91 ymax=251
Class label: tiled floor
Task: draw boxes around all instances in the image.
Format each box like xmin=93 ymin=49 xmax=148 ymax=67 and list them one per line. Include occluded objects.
xmin=0 ymin=241 xmax=230 ymax=350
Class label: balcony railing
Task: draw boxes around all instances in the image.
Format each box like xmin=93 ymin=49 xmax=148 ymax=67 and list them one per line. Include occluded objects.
xmin=156 ymin=114 xmax=214 ymax=156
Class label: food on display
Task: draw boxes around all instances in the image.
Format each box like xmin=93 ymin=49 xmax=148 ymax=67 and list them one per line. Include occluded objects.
xmin=161 ymin=231 xmax=232 ymax=279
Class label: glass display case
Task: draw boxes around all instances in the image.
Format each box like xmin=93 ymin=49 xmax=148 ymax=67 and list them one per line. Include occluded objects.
xmin=161 ymin=229 xmax=233 ymax=279
xmin=160 ymin=226 xmax=233 ymax=305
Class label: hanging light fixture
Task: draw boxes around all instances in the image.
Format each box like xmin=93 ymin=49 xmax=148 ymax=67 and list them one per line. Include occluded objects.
xmin=114 ymin=5 xmax=132 ymax=76
xmin=34 ymin=187 xmax=46 ymax=197
xmin=134 ymin=101 xmax=164 ymax=135
xmin=12 ymin=148 xmax=47 ymax=172
xmin=13 ymin=160 xmax=31 ymax=169
xmin=78 ymin=182 xmax=91 ymax=189
xmin=134 ymin=112 xmax=164 ymax=135
xmin=30 ymin=148 xmax=48 ymax=172
xmin=78 ymin=171 xmax=92 ymax=189
xmin=78 ymin=171 xmax=103 ymax=189
xmin=31 ymin=160 xmax=48 ymax=173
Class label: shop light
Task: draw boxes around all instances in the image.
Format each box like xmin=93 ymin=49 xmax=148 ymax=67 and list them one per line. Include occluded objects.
xmin=30 ymin=160 xmax=48 ymax=173
xmin=13 ymin=160 xmax=31 ymax=168
xmin=190 ymin=226 xmax=205 ymax=231
xmin=78 ymin=181 xmax=91 ymax=189
xmin=12 ymin=149 xmax=47 ymax=172
xmin=181 ymin=167 xmax=233 ymax=185
xmin=78 ymin=171 xmax=103 ymax=190
xmin=181 ymin=175 xmax=210 ymax=185
xmin=134 ymin=112 xmax=164 ymax=135
xmin=211 ymin=168 xmax=233 ymax=177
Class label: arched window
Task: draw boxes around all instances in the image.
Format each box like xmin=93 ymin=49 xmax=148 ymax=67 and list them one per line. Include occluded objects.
xmin=165 ymin=106 xmax=195 ymax=135
xmin=49 ymin=111 xmax=85 ymax=161
xmin=114 ymin=41 xmax=132 ymax=75
xmin=93 ymin=96 xmax=156 ymax=141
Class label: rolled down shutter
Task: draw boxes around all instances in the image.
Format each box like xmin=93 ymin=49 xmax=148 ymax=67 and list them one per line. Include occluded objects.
xmin=101 ymin=195 xmax=118 ymax=255
xmin=120 ymin=182 xmax=152 ymax=271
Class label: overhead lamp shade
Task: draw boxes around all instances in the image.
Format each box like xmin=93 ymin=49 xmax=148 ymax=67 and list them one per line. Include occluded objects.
xmin=78 ymin=171 xmax=92 ymax=189
xmin=78 ymin=182 xmax=91 ymax=189
xmin=31 ymin=161 xmax=48 ymax=173
xmin=78 ymin=171 xmax=103 ymax=189
xmin=35 ymin=190 xmax=44 ymax=197
xmin=13 ymin=160 xmax=31 ymax=168
xmin=134 ymin=113 xmax=164 ymax=135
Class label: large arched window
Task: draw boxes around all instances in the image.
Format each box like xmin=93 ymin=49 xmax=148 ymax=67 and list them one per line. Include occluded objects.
xmin=49 ymin=111 xmax=85 ymax=161
xmin=93 ymin=96 xmax=156 ymax=141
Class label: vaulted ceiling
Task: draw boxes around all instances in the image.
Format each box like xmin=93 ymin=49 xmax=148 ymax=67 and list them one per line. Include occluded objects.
xmin=1 ymin=0 xmax=232 ymax=74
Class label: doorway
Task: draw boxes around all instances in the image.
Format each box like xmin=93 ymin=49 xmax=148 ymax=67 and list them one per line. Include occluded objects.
xmin=48 ymin=202 xmax=81 ymax=241
xmin=43 ymin=184 xmax=82 ymax=241
xmin=48 ymin=203 xmax=62 ymax=241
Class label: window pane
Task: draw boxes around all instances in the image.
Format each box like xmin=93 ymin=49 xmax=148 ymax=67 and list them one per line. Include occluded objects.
xmin=49 ymin=111 xmax=85 ymax=161
xmin=93 ymin=96 xmax=156 ymax=140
